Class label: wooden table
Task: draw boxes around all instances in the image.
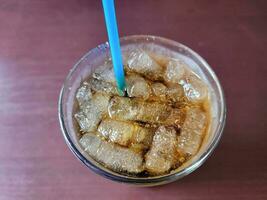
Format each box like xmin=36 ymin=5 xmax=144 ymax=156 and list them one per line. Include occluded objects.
xmin=0 ymin=0 xmax=266 ymax=199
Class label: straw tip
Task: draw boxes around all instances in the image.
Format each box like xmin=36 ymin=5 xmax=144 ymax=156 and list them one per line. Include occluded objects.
xmin=117 ymin=84 xmax=126 ymax=96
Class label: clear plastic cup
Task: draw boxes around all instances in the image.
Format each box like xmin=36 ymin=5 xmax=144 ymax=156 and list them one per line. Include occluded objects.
xmin=58 ymin=35 xmax=226 ymax=186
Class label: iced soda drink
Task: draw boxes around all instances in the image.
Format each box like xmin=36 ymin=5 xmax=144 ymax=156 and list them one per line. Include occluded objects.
xmin=74 ymin=48 xmax=211 ymax=176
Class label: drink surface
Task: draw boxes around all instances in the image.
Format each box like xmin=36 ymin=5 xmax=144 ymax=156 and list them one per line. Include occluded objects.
xmin=74 ymin=48 xmax=211 ymax=177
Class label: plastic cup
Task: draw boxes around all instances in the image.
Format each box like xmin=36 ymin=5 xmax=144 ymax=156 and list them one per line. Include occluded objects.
xmin=58 ymin=35 xmax=226 ymax=186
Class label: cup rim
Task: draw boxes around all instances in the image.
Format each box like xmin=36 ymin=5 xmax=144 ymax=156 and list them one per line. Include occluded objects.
xmin=58 ymin=35 xmax=226 ymax=185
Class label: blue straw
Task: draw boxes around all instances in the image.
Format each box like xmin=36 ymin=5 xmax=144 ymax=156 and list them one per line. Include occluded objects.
xmin=102 ymin=0 xmax=126 ymax=96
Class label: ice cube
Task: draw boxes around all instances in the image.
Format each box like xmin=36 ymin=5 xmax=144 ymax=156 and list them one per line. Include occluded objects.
xmin=93 ymin=64 xmax=116 ymax=83
xmin=164 ymin=108 xmax=186 ymax=128
xmin=89 ymin=78 xmax=118 ymax=95
xmin=145 ymin=126 xmax=178 ymax=174
xmin=127 ymin=49 xmax=163 ymax=80
xmin=177 ymin=134 xmax=202 ymax=156
xmin=185 ymin=108 xmax=207 ymax=135
xmin=177 ymin=107 xmax=207 ymax=155
xmin=166 ymin=84 xmax=184 ymax=102
xmin=76 ymin=82 xmax=92 ymax=107
xmin=98 ymin=119 xmax=133 ymax=146
xmin=80 ymin=132 xmax=144 ymax=173
xmin=139 ymin=101 xmax=172 ymax=123
xmin=75 ymin=92 xmax=110 ymax=132
xmin=132 ymin=125 xmax=154 ymax=148
xmin=126 ymin=74 xmax=152 ymax=100
xmin=151 ymin=82 xmax=167 ymax=101
xmin=179 ymin=72 xmax=208 ymax=102
xmin=151 ymin=82 xmax=184 ymax=103
xmin=98 ymin=119 xmax=153 ymax=148
xmin=146 ymin=154 xmax=173 ymax=175
xmin=91 ymin=92 xmax=110 ymax=116
xmin=108 ymin=96 xmax=139 ymax=121
xmin=74 ymin=108 xmax=101 ymax=133
xmin=164 ymin=59 xmax=186 ymax=83
xmin=108 ymin=96 xmax=172 ymax=123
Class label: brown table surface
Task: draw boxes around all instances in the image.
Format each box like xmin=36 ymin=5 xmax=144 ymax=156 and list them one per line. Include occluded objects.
xmin=0 ymin=0 xmax=266 ymax=199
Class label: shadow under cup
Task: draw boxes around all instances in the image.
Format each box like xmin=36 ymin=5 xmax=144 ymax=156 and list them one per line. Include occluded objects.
xmin=58 ymin=35 xmax=226 ymax=186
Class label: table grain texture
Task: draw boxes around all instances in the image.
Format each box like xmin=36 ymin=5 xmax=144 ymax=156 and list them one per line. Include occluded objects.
xmin=0 ymin=0 xmax=266 ymax=199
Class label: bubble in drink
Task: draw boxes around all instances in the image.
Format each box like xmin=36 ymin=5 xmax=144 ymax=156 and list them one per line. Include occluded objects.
xmin=74 ymin=48 xmax=211 ymax=176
